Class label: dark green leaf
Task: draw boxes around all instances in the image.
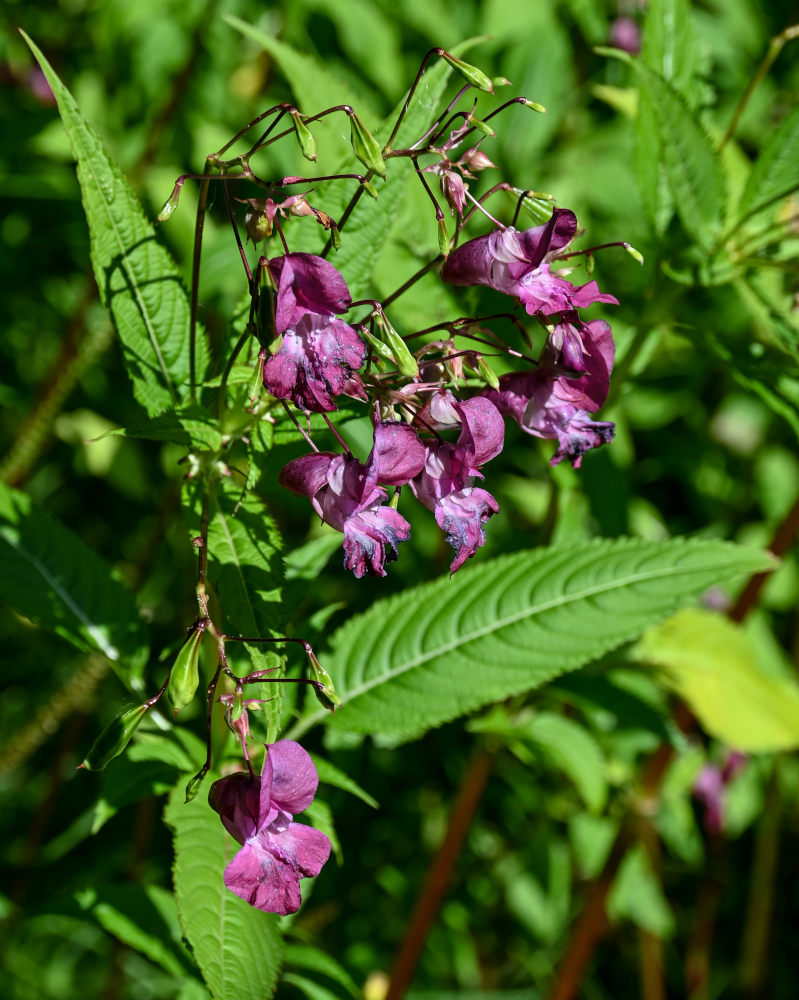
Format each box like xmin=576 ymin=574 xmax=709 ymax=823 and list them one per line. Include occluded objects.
xmin=738 ymin=103 xmax=799 ymax=223
xmin=0 ymin=481 xmax=148 ymax=689
xmin=23 ymin=33 xmax=206 ymax=416
xmin=108 ymin=404 xmax=223 ymax=452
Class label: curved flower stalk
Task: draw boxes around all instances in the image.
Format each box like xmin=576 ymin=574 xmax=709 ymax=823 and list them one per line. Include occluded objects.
xmin=442 ymin=208 xmax=618 ymax=316
xmin=280 ymin=421 xmax=426 ymax=578
xmin=262 ymin=253 xmax=366 ymax=412
xmin=411 ymin=392 xmax=505 ymax=571
xmin=209 ymin=740 xmax=331 ymax=915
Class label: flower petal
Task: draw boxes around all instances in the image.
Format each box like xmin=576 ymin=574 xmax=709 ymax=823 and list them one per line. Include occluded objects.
xmin=370 ymin=421 xmax=426 ymax=486
xmin=223 ymin=839 xmax=303 ymax=916
xmin=342 ymin=506 xmax=411 ymax=577
xmin=265 ymin=740 xmax=320 ymax=816
xmin=208 ymin=772 xmax=261 ymax=844
xmin=435 ymin=487 xmax=499 ymax=573
xmin=269 ymin=253 xmax=352 ymax=333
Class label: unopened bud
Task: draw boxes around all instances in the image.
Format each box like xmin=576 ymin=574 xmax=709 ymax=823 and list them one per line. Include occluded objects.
xmin=468 ymin=115 xmax=495 ymax=137
xmin=493 ymin=76 xmax=512 ymax=88
xmin=463 ymin=148 xmax=495 ymax=172
xmin=248 ymin=349 xmax=267 ymax=406
xmin=166 ymin=623 xmax=206 ymax=716
xmin=441 ymin=52 xmax=494 ymax=93
xmin=308 ymin=651 xmax=342 ymax=711
xmin=349 ymin=113 xmax=386 ymax=177
xmin=440 ymin=171 xmax=466 ymax=216
xmin=80 ymin=703 xmax=149 ymax=771
xmin=437 ymin=217 xmax=451 ymax=257
xmin=157 ymin=181 xmax=183 ymax=223
xmin=291 ymin=111 xmax=317 ymax=162
xmin=244 ymin=199 xmax=272 ymax=243
xmin=375 ymin=312 xmax=418 ymax=378
xmin=288 ymin=196 xmax=315 ymax=218
xmin=522 ymin=99 xmax=547 ymax=114
xmin=624 ymin=242 xmax=645 ymax=265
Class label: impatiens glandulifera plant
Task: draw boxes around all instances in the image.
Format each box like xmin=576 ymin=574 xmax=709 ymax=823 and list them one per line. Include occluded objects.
xmin=13 ymin=16 xmax=799 ymax=1000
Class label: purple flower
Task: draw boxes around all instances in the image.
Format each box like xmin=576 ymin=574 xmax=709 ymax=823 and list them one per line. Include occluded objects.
xmin=262 ymin=253 xmax=366 ymax=412
xmin=208 ymin=740 xmax=331 ymax=915
xmin=411 ymin=394 xmax=504 ymax=572
xmin=279 ymin=421 xmax=426 ymax=578
xmin=487 ymin=320 xmax=615 ymax=467
xmin=442 ymin=209 xmax=618 ymax=316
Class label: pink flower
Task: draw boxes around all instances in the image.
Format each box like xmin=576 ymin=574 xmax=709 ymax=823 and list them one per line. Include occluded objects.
xmin=442 ymin=209 xmax=618 ymax=316
xmin=411 ymin=393 xmax=504 ymax=572
xmin=279 ymin=421 xmax=426 ymax=578
xmin=208 ymin=741 xmax=331 ymax=915
xmin=487 ymin=320 xmax=615 ymax=467
xmin=262 ymin=253 xmax=366 ymax=412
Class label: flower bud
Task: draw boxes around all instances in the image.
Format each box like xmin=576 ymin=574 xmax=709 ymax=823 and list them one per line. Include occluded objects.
xmin=624 ymin=243 xmax=645 ymax=265
xmin=287 ymin=196 xmax=315 ymax=218
xmin=440 ymin=170 xmax=466 ymax=217
xmin=244 ymin=199 xmax=272 ymax=243
xmin=308 ymin=651 xmax=342 ymax=712
xmin=291 ymin=111 xmax=317 ymax=162
xmin=493 ymin=76 xmax=512 ymax=88
xmin=441 ymin=52 xmax=494 ymax=93
xmin=437 ymin=217 xmax=451 ymax=257
xmin=166 ymin=623 xmax=206 ymax=716
xmin=157 ymin=181 xmax=183 ymax=223
xmin=522 ymin=99 xmax=547 ymax=114
xmin=349 ymin=113 xmax=386 ymax=177
xmin=79 ymin=703 xmax=149 ymax=771
xmin=463 ymin=148 xmax=495 ymax=172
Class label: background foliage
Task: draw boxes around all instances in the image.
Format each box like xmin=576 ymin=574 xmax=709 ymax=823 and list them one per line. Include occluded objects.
xmin=2 ymin=0 xmax=799 ymax=998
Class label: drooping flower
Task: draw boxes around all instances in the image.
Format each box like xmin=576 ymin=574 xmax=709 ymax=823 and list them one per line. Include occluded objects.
xmin=279 ymin=421 xmax=426 ymax=578
xmin=487 ymin=320 xmax=615 ymax=467
xmin=262 ymin=253 xmax=366 ymax=412
xmin=208 ymin=740 xmax=331 ymax=915
xmin=411 ymin=393 xmax=504 ymax=572
xmin=442 ymin=208 xmax=618 ymax=316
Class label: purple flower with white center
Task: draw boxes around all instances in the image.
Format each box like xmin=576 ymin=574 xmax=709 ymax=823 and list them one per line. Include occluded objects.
xmin=442 ymin=208 xmax=618 ymax=316
xmin=487 ymin=320 xmax=615 ymax=468
xmin=279 ymin=421 xmax=426 ymax=578
xmin=262 ymin=253 xmax=366 ymax=413
xmin=208 ymin=740 xmax=331 ymax=915
xmin=411 ymin=393 xmax=504 ymax=572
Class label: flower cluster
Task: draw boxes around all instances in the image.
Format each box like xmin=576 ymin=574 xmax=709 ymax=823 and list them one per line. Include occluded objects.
xmin=261 ymin=204 xmax=619 ymax=577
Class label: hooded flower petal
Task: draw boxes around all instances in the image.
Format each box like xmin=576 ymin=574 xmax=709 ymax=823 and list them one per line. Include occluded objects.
xmin=342 ymin=506 xmax=411 ymax=578
xmin=268 ymin=253 xmax=352 ymax=334
xmin=265 ymin=740 xmax=320 ymax=816
xmin=435 ymin=487 xmax=499 ymax=572
xmin=208 ymin=772 xmax=260 ymax=845
xmin=370 ymin=421 xmax=426 ymax=486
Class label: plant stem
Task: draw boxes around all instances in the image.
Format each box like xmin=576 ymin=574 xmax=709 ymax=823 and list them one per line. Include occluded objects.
xmin=385 ymin=745 xmax=495 ymax=1000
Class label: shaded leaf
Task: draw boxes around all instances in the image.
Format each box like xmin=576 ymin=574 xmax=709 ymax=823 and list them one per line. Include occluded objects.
xmin=0 ymin=481 xmax=148 ymax=689
xmin=309 ymin=753 xmax=379 ymax=808
xmin=738 ymin=103 xmax=799 ymax=223
xmin=284 ymin=943 xmax=359 ymax=997
xmin=107 ymin=404 xmax=223 ymax=452
xmin=608 ymin=843 xmax=675 ymax=936
xmin=524 ymin=713 xmax=607 ymax=812
xmin=293 ymin=538 xmax=774 ymax=742
xmin=636 ymin=607 xmax=799 ymax=751
xmin=165 ymin=782 xmax=284 ymax=1000
xmin=23 ymin=33 xmax=205 ymax=416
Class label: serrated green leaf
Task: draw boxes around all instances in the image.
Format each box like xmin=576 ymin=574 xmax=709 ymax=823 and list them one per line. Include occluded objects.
xmin=292 ymin=538 xmax=774 ymax=743
xmin=0 ymin=481 xmax=148 ymax=689
xmin=108 ymin=404 xmax=223 ymax=451
xmin=524 ymin=713 xmax=607 ymax=812
xmin=165 ymin=783 xmax=284 ymax=1000
xmin=309 ymin=753 xmax=379 ymax=808
xmin=23 ymin=33 xmax=206 ymax=416
xmin=641 ymin=0 xmax=699 ymax=99
xmin=737 ymin=103 xmax=799 ymax=224
xmin=636 ymin=607 xmax=799 ymax=751
xmin=604 ymin=48 xmax=726 ymax=247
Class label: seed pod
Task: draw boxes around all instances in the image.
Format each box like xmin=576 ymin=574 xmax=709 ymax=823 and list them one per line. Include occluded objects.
xmin=184 ymin=769 xmax=206 ymax=803
xmin=477 ymin=356 xmax=500 ymax=390
xmin=441 ymin=53 xmax=494 ymax=93
xmin=349 ymin=113 xmax=386 ymax=177
xmin=290 ymin=111 xmax=317 ymax=162
xmin=437 ymin=217 xmax=451 ymax=257
xmin=79 ymin=703 xmax=149 ymax=771
xmin=166 ymin=624 xmax=206 ymax=716
xmin=374 ymin=312 xmax=418 ymax=378
xmin=308 ymin=651 xmax=342 ymax=712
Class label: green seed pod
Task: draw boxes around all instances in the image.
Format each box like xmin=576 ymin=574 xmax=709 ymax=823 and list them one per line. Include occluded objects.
xmin=184 ymin=769 xmax=206 ymax=803
xmin=308 ymin=651 xmax=342 ymax=712
xmin=624 ymin=243 xmax=645 ymax=265
xmin=522 ymin=99 xmax=547 ymax=114
xmin=247 ymin=349 xmax=267 ymax=406
xmin=166 ymin=624 xmax=206 ymax=716
xmin=360 ymin=328 xmax=394 ymax=366
xmin=79 ymin=703 xmax=149 ymax=771
xmin=437 ymin=218 xmax=451 ymax=257
xmin=375 ymin=313 xmax=418 ymax=378
xmin=157 ymin=184 xmax=181 ymax=223
xmin=290 ymin=111 xmax=317 ymax=162
xmin=441 ymin=53 xmax=494 ymax=93
xmin=362 ymin=180 xmax=379 ymax=200
xmin=477 ymin=356 xmax=500 ymax=390
xmin=349 ymin=113 xmax=386 ymax=177
xmin=468 ymin=115 xmax=495 ymax=137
